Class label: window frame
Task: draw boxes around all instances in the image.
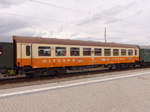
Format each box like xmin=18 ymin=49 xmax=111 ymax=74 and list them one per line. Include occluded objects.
xmin=94 ymin=48 xmax=102 ymax=56
xmin=128 ymin=49 xmax=133 ymax=56
xmin=0 ymin=45 xmax=3 ymax=56
xmin=113 ymin=49 xmax=119 ymax=56
xmin=121 ymin=49 xmax=126 ymax=56
xmin=104 ymin=49 xmax=111 ymax=56
xmin=83 ymin=48 xmax=92 ymax=56
xmin=135 ymin=49 xmax=137 ymax=56
xmin=55 ymin=47 xmax=67 ymax=56
xmin=38 ymin=46 xmax=51 ymax=56
xmin=26 ymin=45 xmax=31 ymax=56
xmin=0 ymin=50 xmax=3 ymax=56
xmin=70 ymin=47 xmax=80 ymax=56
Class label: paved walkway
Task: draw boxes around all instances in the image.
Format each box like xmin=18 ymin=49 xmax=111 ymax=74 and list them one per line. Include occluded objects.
xmin=0 ymin=70 xmax=150 ymax=112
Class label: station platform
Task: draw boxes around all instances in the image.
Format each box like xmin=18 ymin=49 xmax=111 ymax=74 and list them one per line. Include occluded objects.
xmin=0 ymin=69 xmax=150 ymax=112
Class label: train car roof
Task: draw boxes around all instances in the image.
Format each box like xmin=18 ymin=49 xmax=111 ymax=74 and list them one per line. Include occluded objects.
xmin=0 ymin=42 xmax=12 ymax=44
xmin=13 ymin=35 xmax=139 ymax=48
xmin=139 ymin=46 xmax=150 ymax=49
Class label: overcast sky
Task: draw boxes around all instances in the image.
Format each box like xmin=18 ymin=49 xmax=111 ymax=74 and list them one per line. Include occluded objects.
xmin=0 ymin=0 xmax=150 ymax=45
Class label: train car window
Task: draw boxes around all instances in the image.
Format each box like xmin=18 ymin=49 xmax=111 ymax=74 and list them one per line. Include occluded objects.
xmin=38 ymin=46 xmax=51 ymax=56
xmin=135 ymin=49 xmax=137 ymax=56
xmin=26 ymin=46 xmax=31 ymax=56
xmin=0 ymin=46 xmax=3 ymax=56
xmin=121 ymin=49 xmax=126 ymax=56
xmin=83 ymin=48 xmax=91 ymax=56
xmin=104 ymin=49 xmax=111 ymax=56
xmin=113 ymin=49 xmax=119 ymax=56
xmin=0 ymin=50 xmax=2 ymax=56
xmin=94 ymin=48 xmax=101 ymax=56
xmin=70 ymin=47 xmax=80 ymax=56
xmin=128 ymin=49 xmax=133 ymax=56
xmin=56 ymin=47 xmax=66 ymax=56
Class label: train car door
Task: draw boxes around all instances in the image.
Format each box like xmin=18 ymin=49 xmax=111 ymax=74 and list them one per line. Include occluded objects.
xmin=19 ymin=43 xmax=33 ymax=67
xmin=25 ymin=44 xmax=33 ymax=66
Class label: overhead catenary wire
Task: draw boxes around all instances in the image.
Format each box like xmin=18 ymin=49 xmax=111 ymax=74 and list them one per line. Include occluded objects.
xmin=30 ymin=0 xmax=88 ymax=14
xmin=0 ymin=0 xmax=91 ymax=25
xmin=0 ymin=12 xmax=111 ymax=40
xmin=0 ymin=3 xmax=105 ymax=39
xmin=1 ymin=12 xmax=75 ymax=25
xmin=4 ymin=12 xmax=62 ymax=22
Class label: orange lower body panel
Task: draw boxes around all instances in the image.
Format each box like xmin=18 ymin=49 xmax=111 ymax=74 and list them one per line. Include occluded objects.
xmin=17 ymin=57 xmax=139 ymax=68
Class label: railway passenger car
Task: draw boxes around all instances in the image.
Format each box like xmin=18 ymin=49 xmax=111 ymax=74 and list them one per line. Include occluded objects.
xmin=13 ymin=36 xmax=139 ymax=75
xmin=139 ymin=46 xmax=150 ymax=64
xmin=0 ymin=42 xmax=14 ymax=73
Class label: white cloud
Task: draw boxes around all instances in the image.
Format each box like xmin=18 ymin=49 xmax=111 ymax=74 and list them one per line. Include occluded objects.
xmin=0 ymin=0 xmax=30 ymax=7
xmin=0 ymin=0 xmax=150 ymax=45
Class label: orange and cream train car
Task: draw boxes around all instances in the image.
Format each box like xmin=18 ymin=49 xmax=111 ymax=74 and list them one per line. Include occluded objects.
xmin=13 ymin=36 xmax=139 ymax=74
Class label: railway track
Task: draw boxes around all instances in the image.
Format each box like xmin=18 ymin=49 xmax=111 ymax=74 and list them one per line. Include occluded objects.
xmin=0 ymin=66 xmax=150 ymax=90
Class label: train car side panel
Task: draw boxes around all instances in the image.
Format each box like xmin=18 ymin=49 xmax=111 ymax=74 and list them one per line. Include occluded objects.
xmin=139 ymin=47 xmax=150 ymax=62
xmin=14 ymin=36 xmax=139 ymax=69
xmin=16 ymin=43 xmax=139 ymax=68
xmin=0 ymin=43 xmax=14 ymax=69
xmin=16 ymin=43 xmax=33 ymax=67
xmin=17 ymin=56 xmax=139 ymax=68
